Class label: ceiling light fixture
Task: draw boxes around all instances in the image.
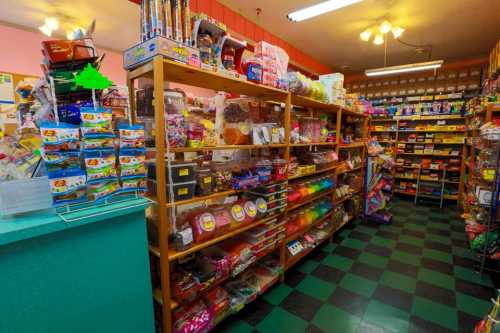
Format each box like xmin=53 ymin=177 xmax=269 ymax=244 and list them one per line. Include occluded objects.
xmin=360 ymin=29 xmax=371 ymax=42
xmin=39 ymin=24 xmax=53 ymax=37
xmin=365 ymin=60 xmax=444 ymax=77
xmin=44 ymin=17 xmax=59 ymax=31
xmin=379 ymin=20 xmax=392 ymax=34
xmin=373 ymin=34 xmax=384 ymax=45
xmin=391 ymin=26 xmax=405 ymax=39
xmin=287 ymin=0 xmax=363 ymax=22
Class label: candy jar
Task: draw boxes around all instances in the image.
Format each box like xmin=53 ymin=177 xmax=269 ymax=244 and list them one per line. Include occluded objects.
xmin=222 ymin=45 xmax=236 ymax=71
xmin=198 ymin=33 xmax=213 ymax=65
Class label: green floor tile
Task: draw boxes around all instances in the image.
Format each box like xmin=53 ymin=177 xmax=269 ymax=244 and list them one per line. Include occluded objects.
xmin=380 ymin=270 xmax=417 ymax=293
xmin=323 ymin=242 xmax=337 ymax=252
xmin=399 ymin=235 xmax=425 ymax=247
xmin=391 ymin=250 xmax=421 ymax=267
xmin=341 ymin=238 xmax=367 ymax=250
xmin=256 ymin=307 xmax=308 ymax=333
xmin=312 ymin=304 xmax=361 ymax=332
xmin=412 ymin=296 xmax=458 ymax=331
xmin=456 ymin=292 xmax=493 ymax=318
xmin=358 ymin=252 xmax=389 ymax=269
xmin=219 ymin=320 xmax=255 ymax=333
xmin=340 ymin=229 xmax=352 ymax=237
xmin=418 ymin=268 xmax=455 ymax=290
xmin=263 ymin=284 xmax=294 ymax=305
xmin=297 ymin=275 xmax=336 ymax=302
xmin=370 ymin=236 xmax=396 ymax=248
xmin=425 ymin=233 xmax=452 ymax=245
xmin=405 ymin=223 xmax=427 ymax=233
xmin=427 ymin=222 xmax=450 ymax=231
xmin=363 ymin=300 xmax=410 ymax=333
xmin=454 ymin=266 xmax=494 ymax=287
xmin=340 ymin=273 xmax=377 ymax=297
xmin=452 ymin=246 xmax=474 ymax=259
xmin=422 ymin=248 xmax=453 ymax=264
xmin=451 ymin=231 xmax=467 ymax=240
xmin=381 ymin=225 xmax=403 ymax=234
xmin=297 ymin=259 xmax=321 ymax=274
xmin=322 ymin=254 xmax=354 ymax=272
xmin=357 ymin=225 xmax=378 ymax=235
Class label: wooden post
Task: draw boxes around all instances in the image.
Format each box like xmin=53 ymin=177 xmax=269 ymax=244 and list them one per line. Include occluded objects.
xmin=127 ymin=76 xmax=137 ymax=124
xmin=151 ymin=56 xmax=172 ymax=333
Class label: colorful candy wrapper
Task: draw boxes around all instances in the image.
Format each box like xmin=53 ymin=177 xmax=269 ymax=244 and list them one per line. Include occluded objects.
xmin=121 ymin=176 xmax=147 ymax=192
xmin=82 ymin=135 xmax=115 ymax=150
xmin=119 ymin=148 xmax=146 ymax=177
xmin=80 ymin=107 xmax=113 ymax=136
xmin=42 ymin=150 xmax=82 ymax=173
xmin=84 ymin=150 xmax=118 ymax=182
xmin=87 ymin=179 xmax=120 ymax=202
xmin=119 ymin=123 xmax=145 ymax=148
xmin=40 ymin=122 xmax=80 ymax=151
xmin=48 ymin=169 xmax=87 ymax=205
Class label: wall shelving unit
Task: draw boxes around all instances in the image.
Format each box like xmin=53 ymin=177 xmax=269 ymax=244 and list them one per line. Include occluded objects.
xmin=126 ymin=55 xmax=367 ymax=333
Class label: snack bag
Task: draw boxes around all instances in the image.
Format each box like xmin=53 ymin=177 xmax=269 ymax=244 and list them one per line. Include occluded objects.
xmin=119 ymin=124 xmax=145 ymax=148
xmin=80 ymin=107 xmax=113 ymax=136
xmin=42 ymin=150 xmax=81 ymax=173
xmin=40 ymin=122 xmax=80 ymax=151
xmin=48 ymin=169 xmax=87 ymax=205
xmin=87 ymin=178 xmax=120 ymax=202
xmin=81 ymin=135 xmax=115 ymax=150
xmin=119 ymin=148 xmax=146 ymax=177
xmin=84 ymin=150 xmax=117 ymax=182
xmin=121 ymin=176 xmax=147 ymax=192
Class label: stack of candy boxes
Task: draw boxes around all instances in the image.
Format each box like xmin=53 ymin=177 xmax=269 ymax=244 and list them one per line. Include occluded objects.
xmin=40 ymin=107 xmax=146 ymax=206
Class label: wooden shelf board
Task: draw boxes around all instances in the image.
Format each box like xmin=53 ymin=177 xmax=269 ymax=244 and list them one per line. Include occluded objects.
xmin=397 ymin=153 xmax=461 ymax=157
xmin=169 ymin=144 xmax=286 ymax=152
xmin=394 ymin=115 xmax=464 ymax=120
xmin=337 ymin=166 xmax=363 ymax=175
xmin=284 ymin=211 xmax=334 ymax=243
xmin=153 ymin=288 xmax=178 ymax=310
xmin=167 ymin=214 xmax=280 ymax=261
xmin=396 ymin=141 xmax=464 ymax=145
xmin=288 ymin=164 xmax=338 ymax=180
xmin=398 ymin=129 xmax=466 ymax=133
xmin=286 ymin=189 xmax=335 ymax=212
xmin=339 ymin=142 xmax=365 ymax=149
xmin=289 ymin=142 xmax=336 ymax=147
xmin=371 ymin=118 xmax=397 ymax=122
xmin=148 ymin=190 xmax=238 ymax=208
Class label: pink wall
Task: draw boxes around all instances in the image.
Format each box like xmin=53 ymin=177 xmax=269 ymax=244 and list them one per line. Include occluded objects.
xmin=0 ymin=24 xmax=126 ymax=84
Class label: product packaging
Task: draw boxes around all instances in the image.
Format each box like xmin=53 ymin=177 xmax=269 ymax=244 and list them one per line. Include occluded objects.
xmin=48 ymin=169 xmax=87 ymax=205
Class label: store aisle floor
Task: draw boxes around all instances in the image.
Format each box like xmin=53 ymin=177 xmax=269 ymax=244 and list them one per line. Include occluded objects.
xmin=217 ymin=199 xmax=496 ymax=333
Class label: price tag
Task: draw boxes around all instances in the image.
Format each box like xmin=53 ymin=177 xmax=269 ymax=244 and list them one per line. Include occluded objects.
xmin=178 ymin=187 xmax=188 ymax=195
xmin=203 ymin=177 xmax=212 ymax=184
xmin=179 ymin=168 xmax=189 ymax=176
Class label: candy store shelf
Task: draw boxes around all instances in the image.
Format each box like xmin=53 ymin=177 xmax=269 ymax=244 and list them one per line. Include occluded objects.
xmin=284 ymin=211 xmax=334 ymax=243
xmin=286 ymin=189 xmax=335 ymax=212
xmin=398 ymin=129 xmax=466 ymax=133
xmin=397 ymin=152 xmax=461 ymax=157
xmin=334 ymin=189 xmax=362 ymax=205
xmin=371 ymin=118 xmax=397 ymax=122
xmin=337 ymin=165 xmax=363 ymax=175
xmin=169 ymin=144 xmax=287 ymax=152
xmin=289 ymin=142 xmax=336 ymax=147
xmin=166 ymin=214 xmax=280 ymax=262
xmin=128 ymin=58 xmax=288 ymax=101
xmin=288 ymin=164 xmax=338 ymax=180
xmin=396 ymin=141 xmax=464 ymax=145
xmin=339 ymin=142 xmax=365 ymax=149
xmin=148 ymin=189 xmax=238 ymax=208
xmin=153 ymin=288 xmax=178 ymax=310
xmin=394 ymin=114 xmax=463 ymax=120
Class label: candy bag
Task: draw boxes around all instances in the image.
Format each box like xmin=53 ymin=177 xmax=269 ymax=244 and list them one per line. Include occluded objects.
xmin=48 ymin=169 xmax=87 ymax=205
xmin=119 ymin=148 xmax=146 ymax=177
xmin=87 ymin=179 xmax=120 ymax=202
xmin=80 ymin=107 xmax=113 ymax=136
xmin=121 ymin=176 xmax=147 ymax=192
xmin=119 ymin=124 xmax=145 ymax=148
xmin=81 ymin=135 xmax=115 ymax=150
xmin=42 ymin=150 xmax=81 ymax=172
xmin=84 ymin=150 xmax=117 ymax=182
xmin=40 ymin=122 xmax=80 ymax=151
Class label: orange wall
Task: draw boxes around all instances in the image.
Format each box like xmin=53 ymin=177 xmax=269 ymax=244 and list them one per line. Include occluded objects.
xmin=0 ymin=24 xmax=126 ymax=84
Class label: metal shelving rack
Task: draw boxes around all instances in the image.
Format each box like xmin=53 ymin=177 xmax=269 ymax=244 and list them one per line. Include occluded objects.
xmin=126 ymin=55 xmax=368 ymax=333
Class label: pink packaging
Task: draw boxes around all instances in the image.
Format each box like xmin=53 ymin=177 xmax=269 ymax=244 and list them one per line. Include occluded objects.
xmin=262 ymin=71 xmax=278 ymax=88
xmin=254 ymin=41 xmax=277 ymax=60
xmin=260 ymin=56 xmax=277 ymax=74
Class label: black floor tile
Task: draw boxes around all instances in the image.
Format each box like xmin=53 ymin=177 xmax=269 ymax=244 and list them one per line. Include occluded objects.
xmin=365 ymin=243 xmax=392 ymax=257
xmin=427 ymin=227 xmax=450 ymax=237
xmin=376 ymin=230 xmax=400 ymax=240
xmin=453 ymin=255 xmax=476 ymax=268
xmin=284 ymin=269 xmax=306 ymax=287
xmin=329 ymin=287 xmax=370 ymax=317
xmin=451 ymin=238 xmax=469 ymax=248
xmin=306 ymin=324 xmax=327 ymax=333
xmin=408 ymin=315 xmax=456 ymax=333
xmin=334 ymin=245 xmax=361 ymax=260
xmin=403 ymin=228 xmax=426 ymax=239
xmin=349 ymin=262 xmax=384 ymax=282
xmin=386 ymin=259 xmax=419 ymax=278
xmin=238 ymin=298 xmax=274 ymax=326
xmin=349 ymin=231 xmax=373 ymax=242
xmin=458 ymin=311 xmax=482 ymax=333
xmin=373 ymin=284 xmax=413 ymax=312
xmin=424 ymin=240 xmax=452 ymax=253
xmin=312 ymin=264 xmax=346 ymax=284
xmin=415 ymin=281 xmax=456 ymax=307
xmin=308 ymin=248 xmax=329 ymax=262
xmin=421 ymin=257 xmax=454 ymax=275
xmin=331 ymin=234 xmax=345 ymax=244
xmin=280 ymin=290 xmax=323 ymax=322
xmin=395 ymin=242 xmax=423 ymax=255
xmin=455 ymin=277 xmax=496 ymax=300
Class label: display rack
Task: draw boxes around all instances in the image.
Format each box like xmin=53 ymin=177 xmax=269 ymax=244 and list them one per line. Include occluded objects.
xmin=370 ymin=113 xmax=466 ymax=203
xmin=126 ymin=55 xmax=367 ymax=333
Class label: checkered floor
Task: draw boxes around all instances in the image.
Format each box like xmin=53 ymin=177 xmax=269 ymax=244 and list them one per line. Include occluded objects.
xmin=216 ymin=198 xmax=497 ymax=333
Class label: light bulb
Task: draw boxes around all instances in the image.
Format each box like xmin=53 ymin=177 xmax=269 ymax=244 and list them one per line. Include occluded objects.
xmin=360 ymin=29 xmax=371 ymax=42
xmin=66 ymin=30 xmax=75 ymax=40
xmin=379 ymin=20 xmax=392 ymax=34
xmin=45 ymin=17 xmax=59 ymax=31
xmin=392 ymin=27 xmax=405 ymax=39
xmin=39 ymin=24 xmax=52 ymax=37
xmin=373 ymin=34 xmax=384 ymax=45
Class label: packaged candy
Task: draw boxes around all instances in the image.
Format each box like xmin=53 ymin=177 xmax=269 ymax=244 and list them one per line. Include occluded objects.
xmin=119 ymin=148 xmax=146 ymax=177
xmin=40 ymin=122 xmax=80 ymax=151
xmin=81 ymin=135 xmax=115 ymax=150
xmin=230 ymin=203 xmax=246 ymax=227
xmin=87 ymin=179 xmax=120 ymax=202
xmin=243 ymin=200 xmax=257 ymax=223
xmin=166 ymin=113 xmax=188 ymax=147
xmin=48 ymin=169 xmax=87 ymax=205
xmin=121 ymin=176 xmax=147 ymax=192
xmin=84 ymin=150 xmax=117 ymax=182
xmin=42 ymin=150 xmax=81 ymax=172
xmin=188 ymin=210 xmax=217 ymax=243
xmin=80 ymin=107 xmax=113 ymax=136
xmin=119 ymin=124 xmax=145 ymax=148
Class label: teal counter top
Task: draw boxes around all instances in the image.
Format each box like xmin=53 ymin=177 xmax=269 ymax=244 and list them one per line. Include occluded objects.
xmin=0 ymin=197 xmax=149 ymax=246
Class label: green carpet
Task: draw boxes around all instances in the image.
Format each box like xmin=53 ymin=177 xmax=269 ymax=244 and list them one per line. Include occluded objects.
xmin=216 ymin=199 xmax=496 ymax=333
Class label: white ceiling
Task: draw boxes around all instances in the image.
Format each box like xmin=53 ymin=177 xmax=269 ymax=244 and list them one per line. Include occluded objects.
xmin=0 ymin=0 xmax=499 ymax=73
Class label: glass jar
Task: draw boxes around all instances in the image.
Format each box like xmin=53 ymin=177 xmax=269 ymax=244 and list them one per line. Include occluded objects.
xmin=198 ymin=33 xmax=213 ymax=65
xmin=222 ymin=45 xmax=236 ymax=70
xmin=195 ymin=163 xmax=214 ymax=196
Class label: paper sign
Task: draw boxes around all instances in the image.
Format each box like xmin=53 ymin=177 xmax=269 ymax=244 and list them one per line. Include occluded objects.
xmin=0 ymin=73 xmax=15 ymax=104
xmin=0 ymin=177 xmax=53 ymax=216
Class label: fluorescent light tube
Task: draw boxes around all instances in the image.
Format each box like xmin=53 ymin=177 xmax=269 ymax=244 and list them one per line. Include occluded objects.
xmin=365 ymin=60 xmax=444 ymax=77
xmin=287 ymin=0 xmax=363 ymax=22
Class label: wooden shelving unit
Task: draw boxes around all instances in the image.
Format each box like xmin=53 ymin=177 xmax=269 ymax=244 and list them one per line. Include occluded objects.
xmin=127 ymin=55 xmax=368 ymax=333
xmin=370 ymin=114 xmax=466 ymax=203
